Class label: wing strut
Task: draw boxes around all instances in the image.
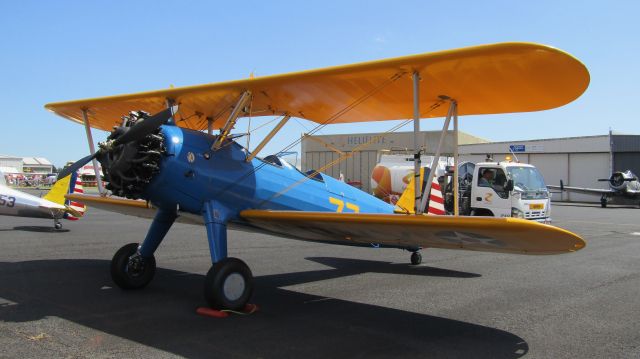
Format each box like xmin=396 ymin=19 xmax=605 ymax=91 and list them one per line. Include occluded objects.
xmin=417 ymin=99 xmax=458 ymax=214
xmin=453 ymin=104 xmax=459 ymax=216
xmin=412 ymin=71 xmax=422 ymax=214
xmin=245 ymin=114 xmax=291 ymax=162
xmin=212 ymin=91 xmax=252 ymax=150
xmin=207 ymin=117 xmax=214 ymax=135
xmin=81 ymin=109 xmax=106 ymax=195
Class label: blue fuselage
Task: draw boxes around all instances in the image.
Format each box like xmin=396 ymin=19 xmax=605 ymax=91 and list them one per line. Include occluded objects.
xmin=143 ymin=126 xmax=394 ymax=221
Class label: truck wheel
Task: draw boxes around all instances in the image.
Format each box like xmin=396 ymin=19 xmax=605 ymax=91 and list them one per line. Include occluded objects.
xmin=471 ymin=208 xmax=493 ymax=217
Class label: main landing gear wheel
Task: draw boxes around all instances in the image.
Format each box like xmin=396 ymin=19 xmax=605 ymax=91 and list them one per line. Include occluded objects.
xmin=601 ymin=196 xmax=608 ymax=208
xmin=54 ymin=221 xmax=62 ymax=230
xmin=204 ymin=258 xmax=253 ymax=310
xmin=111 ymin=243 xmax=156 ymax=289
xmin=410 ymin=251 xmax=422 ymax=265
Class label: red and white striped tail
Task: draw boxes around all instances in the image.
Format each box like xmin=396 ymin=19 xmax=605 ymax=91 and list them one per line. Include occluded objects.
xmin=427 ymin=177 xmax=446 ymax=215
xmin=66 ymin=176 xmax=86 ymax=220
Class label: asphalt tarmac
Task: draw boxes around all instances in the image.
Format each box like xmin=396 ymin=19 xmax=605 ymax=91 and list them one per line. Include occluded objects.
xmin=0 ymin=193 xmax=639 ymax=358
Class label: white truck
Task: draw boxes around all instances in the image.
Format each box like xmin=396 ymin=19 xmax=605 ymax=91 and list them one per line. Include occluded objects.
xmin=443 ymin=159 xmax=552 ymax=223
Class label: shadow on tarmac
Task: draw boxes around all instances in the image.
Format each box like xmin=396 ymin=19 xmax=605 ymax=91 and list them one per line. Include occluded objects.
xmin=306 ymin=256 xmax=482 ymax=278
xmin=0 ymin=226 xmax=69 ymax=233
xmin=0 ymin=259 xmax=527 ymax=358
xmin=7 ymin=226 xmax=69 ymax=233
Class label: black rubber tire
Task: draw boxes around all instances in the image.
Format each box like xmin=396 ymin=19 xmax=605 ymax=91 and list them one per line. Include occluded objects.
xmin=204 ymin=257 xmax=253 ymax=310
xmin=471 ymin=208 xmax=494 ymax=217
xmin=601 ymin=198 xmax=607 ymax=208
xmin=54 ymin=222 xmax=62 ymax=230
xmin=410 ymin=251 xmax=422 ymax=265
xmin=111 ymin=243 xmax=156 ymax=290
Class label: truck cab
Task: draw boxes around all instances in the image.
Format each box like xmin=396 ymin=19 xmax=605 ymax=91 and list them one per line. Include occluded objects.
xmin=450 ymin=160 xmax=551 ymax=223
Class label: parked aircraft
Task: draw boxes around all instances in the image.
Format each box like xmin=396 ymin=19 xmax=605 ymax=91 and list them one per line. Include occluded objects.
xmin=0 ymin=171 xmax=86 ymax=229
xmin=49 ymin=42 xmax=589 ymax=310
xmin=549 ymin=170 xmax=640 ymax=207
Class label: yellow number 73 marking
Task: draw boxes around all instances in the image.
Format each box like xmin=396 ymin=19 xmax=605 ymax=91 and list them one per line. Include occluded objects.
xmin=329 ymin=197 xmax=360 ymax=213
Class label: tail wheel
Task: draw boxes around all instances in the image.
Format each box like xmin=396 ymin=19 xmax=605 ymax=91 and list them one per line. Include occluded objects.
xmin=204 ymin=258 xmax=253 ymax=310
xmin=410 ymin=251 xmax=422 ymax=265
xmin=111 ymin=243 xmax=156 ymax=289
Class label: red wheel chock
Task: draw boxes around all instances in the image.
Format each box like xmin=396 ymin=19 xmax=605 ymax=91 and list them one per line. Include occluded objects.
xmin=196 ymin=304 xmax=259 ymax=318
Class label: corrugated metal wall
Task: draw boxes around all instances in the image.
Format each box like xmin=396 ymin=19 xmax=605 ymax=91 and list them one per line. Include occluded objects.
xmin=460 ymin=152 xmax=611 ymax=202
xmin=614 ymin=153 xmax=640 ymax=175
xmin=303 ymin=134 xmax=640 ymax=203
xmin=304 ymin=150 xmax=378 ymax=193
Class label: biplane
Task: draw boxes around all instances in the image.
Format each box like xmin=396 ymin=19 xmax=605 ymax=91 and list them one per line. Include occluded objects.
xmin=48 ymin=42 xmax=589 ymax=310
xmin=549 ymin=170 xmax=640 ymax=207
xmin=0 ymin=171 xmax=85 ymax=229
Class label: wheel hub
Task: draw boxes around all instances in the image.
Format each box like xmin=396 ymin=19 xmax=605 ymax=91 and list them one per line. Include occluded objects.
xmin=126 ymin=255 xmax=146 ymax=277
xmin=222 ymin=273 xmax=246 ymax=301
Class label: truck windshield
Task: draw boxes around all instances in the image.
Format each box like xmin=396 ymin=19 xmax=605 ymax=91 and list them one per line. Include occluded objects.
xmin=507 ymin=166 xmax=547 ymax=191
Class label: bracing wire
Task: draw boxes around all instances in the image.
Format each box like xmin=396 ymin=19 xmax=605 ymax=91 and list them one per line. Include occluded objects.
xmin=208 ymin=72 xmax=452 ymax=207
xmin=210 ymin=71 xmax=409 ymax=198
xmin=256 ymin=98 xmax=446 ymax=208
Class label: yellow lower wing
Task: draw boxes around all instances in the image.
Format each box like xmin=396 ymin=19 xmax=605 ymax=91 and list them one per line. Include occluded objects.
xmin=66 ymin=194 xmax=585 ymax=255
xmin=65 ymin=194 xmax=153 ymax=219
xmin=241 ymin=211 xmax=585 ymax=255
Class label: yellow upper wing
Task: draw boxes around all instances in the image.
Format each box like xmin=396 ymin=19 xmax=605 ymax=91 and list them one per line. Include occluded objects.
xmin=45 ymin=42 xmax=589 ymax=132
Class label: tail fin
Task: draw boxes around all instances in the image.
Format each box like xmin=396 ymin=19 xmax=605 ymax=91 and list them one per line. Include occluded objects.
xmin=394 ymin=168 xmax=445 ymax=215
xmin=64 ymin=173 xmax=86 ymax=220
xmin=43 ymin=174 xmax=71 ymax=205
xmin=43 ymin=172 xmax=86 ymax=220
xmin=395 ymin=168 xmax=424 ymax=214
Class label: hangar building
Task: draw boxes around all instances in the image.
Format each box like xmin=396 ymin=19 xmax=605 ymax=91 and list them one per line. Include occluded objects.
xmin=22 ymin=157 xmax=53 ymax=174
xmin=301 ymin=132 xmax=640 ymax=203
xmin=0 ymin=155 xmax=23 ymax=174
xmin=0 ymin=155 xmax=53 ymax=175
xmin=459 ymin=133 xmax=640 ymax=202
xmin=301 ymin=131 xmax=488 ymax=193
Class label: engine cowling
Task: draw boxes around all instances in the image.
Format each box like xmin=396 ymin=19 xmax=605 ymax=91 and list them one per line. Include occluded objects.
xmin=609 ymin=170 xmax=639 ymax=191
xmin=98 ymin=111 xmax=166 ymax=199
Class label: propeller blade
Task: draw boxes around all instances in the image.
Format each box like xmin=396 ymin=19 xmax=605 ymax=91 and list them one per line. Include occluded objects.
xmin=597 ymin=179 xmax=610 ymax=182
xmin=58 ymin=153 xmax=97 ymax=179
xmin=114 ymin=106 xmax=178 ymax=146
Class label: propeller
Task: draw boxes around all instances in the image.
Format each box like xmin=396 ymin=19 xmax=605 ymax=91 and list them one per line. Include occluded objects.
xmin=58 ymin=153 xmax=99 ymax=179
xmin=113 ymin=106 xmax=176 ymax=145
xmin=58 ymin=106 xmax=177 ymax=179
xmin=598 ymin=175 xmax=636 ymax=182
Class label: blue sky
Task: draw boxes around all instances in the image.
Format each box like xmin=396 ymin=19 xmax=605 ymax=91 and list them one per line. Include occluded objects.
xmin=1 ymin=0 xmax=638 ymax=167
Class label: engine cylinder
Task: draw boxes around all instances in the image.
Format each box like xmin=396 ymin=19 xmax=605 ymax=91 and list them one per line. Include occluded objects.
xmin=99 ymin=112 xmax=166 ymax=199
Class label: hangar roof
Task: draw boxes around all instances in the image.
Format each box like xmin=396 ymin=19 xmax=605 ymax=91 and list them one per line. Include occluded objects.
xmin=22 ymin=157 xmax=52 ymax=166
